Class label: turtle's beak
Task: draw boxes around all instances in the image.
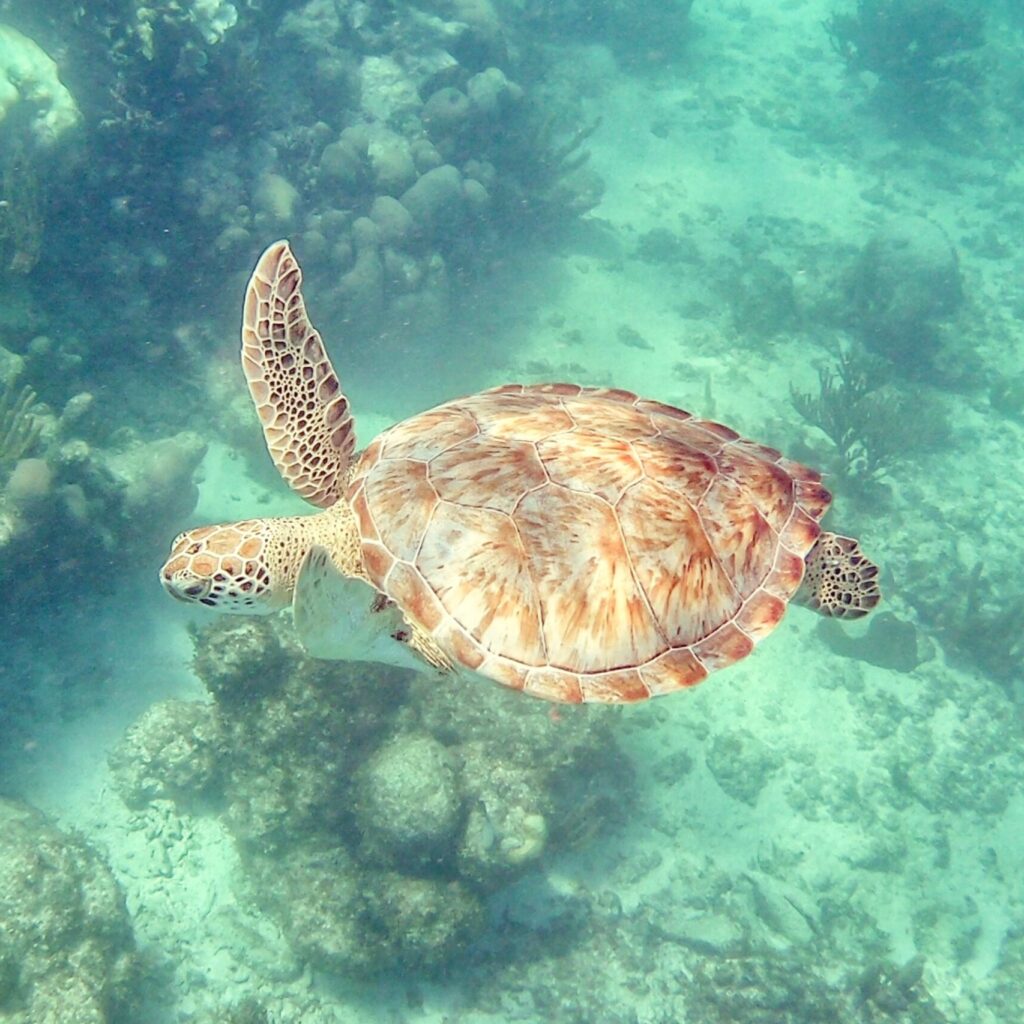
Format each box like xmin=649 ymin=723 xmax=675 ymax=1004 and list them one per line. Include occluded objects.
xmin=160 ymin=560 xmax=212 ymax=604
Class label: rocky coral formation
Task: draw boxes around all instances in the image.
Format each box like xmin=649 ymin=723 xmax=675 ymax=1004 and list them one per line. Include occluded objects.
xmin=0 ymin=340 xmax=208 ymax=749
xmin=0 ymin=400 xmax=207 ymax=606
xmin=108 ymin=699 xmax=222 ymax=810
xmin=688 ymin=950 xmax=951 ymax=1023
xmin=111 ymin=614 xmax=628 ymax=974
xmin=0 ymin=333 xmax=206 ymax=585
xmin=0 ymin=24 xmax=80 ymax=148
xmin=5 ymin=0 xmax=609 ymax=395
xmin=0 ymin=797 xmax=138 ymax=1023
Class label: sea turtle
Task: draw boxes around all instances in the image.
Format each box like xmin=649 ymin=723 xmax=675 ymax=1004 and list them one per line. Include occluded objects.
xmin=160 ymin=241 xmax=880 ymax=703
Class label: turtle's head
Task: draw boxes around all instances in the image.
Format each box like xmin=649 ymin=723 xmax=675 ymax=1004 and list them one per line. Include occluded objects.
xmin=160 ymin=518 xmax=306 ymax=614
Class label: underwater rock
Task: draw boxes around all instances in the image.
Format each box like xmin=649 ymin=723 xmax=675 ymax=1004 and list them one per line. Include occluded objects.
xmin=354 ymin=732 xmax=463 ymax=866
xmin=365 ymin=871 xmax=483 ymax=970
xmin=459 ymin=799 xmax=547 ymax=883
xmin=247 ymin=843 xmax=374 ymax=974
xmin=247 ymin=843 xmax=482 ymax=974
xmin=0 ymin=345 xmax=22 ymax=389
xmin=705 ymin=728 xmax=783 ymax=806
xmin=466 ymin=66 xmax=522 ymax=118
xmin=58 ymin=391 xmax=96 ymax=439
xmin=0 ymin=797 xmax=138 ymax=1022
xmin=318 ymin=139 xmax=365 ymax=194
xmin=184 ymin=0 xmax=239 ymax=45
xmin=252 ymin=171 xmax=301 ymax=228
xmin=370 ymin=195 xmax=415 ymax=248
xmin=422 ymin=86 xmax=473 ymax=137
xmin=456 ymin=740 xmax=549 ymax=884
xmin=657 ymin=910 xmax=746 ymax=956
xmin=280 ymin=0 xmax=345 ymax=56
xmin=462 ymin=176 xmax=490 ymax=216
xmin=331 ymin=234 xmax=355 ymax=271
xmin=382 ymin=246 xmax=425 ymax=292
xmin=400 ymin=164 xmax=465 ymax=238
xmin=108 ymin=698 xmax=222 ymax=809
xmin=359 ymin=55 xmax=422 ymax=123
xmin=888 ymin=695 xmax=1023 ymax=817
xmin=106 ymin=430 xmax=207 ymax=529
xmin=385 ymin=254 xmax=451 ymax=330
xmin=825 ymin=0 xmax=981 ymax=127
xmin=410 ymin=138 xmax=444 ymax=173
xmin=854 ymin=955 xmax=950 ymax=1022
xmin=367 ymin=129 xmax=418 ymax=196
xmin=191 ymin=616 xmax=290 ymax=706
xmin=351 ymin=215 xmax=379 ymax=251
xmin=189 ymin=619 xmax=406 ymax=849
xmin=745 ymin=871 xmax=819 ymax=946
xmin=464 ymin=157 xmax=497 ymax=191
xmin=136 ymin=613 xmax=626 ymax=978
xmin=0 ymin=25 xmax=81 ymax=148
xmin=690 ymin=952 xmax=841 ymax=1022
xmin=731 ymin=258 xmax=800 ymax=337
xmin=338 ymin=242 xmax=385 ymax=328
xmin=296 ymin=227 xmax=328 ymax=262
xmin=5 ymin=457 xmax=52 ymax=507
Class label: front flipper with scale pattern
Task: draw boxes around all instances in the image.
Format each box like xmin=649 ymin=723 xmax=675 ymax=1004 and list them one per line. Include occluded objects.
xmin=799 ymin=532 xmax=881 ymax=619
xmin=242 ymin=240 xmax=355 ymax=508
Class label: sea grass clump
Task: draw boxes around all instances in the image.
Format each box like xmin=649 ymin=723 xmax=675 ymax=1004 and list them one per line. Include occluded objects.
xmin=0 ymin=383 xmax=41 ymax=469
xmin=790 ymin=347 xmax=948 ymax=494
xmin=826 ymin=0 xmax=983 ymax=125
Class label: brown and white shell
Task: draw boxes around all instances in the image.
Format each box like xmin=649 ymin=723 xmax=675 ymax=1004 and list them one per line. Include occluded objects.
xmin=347 ymin=383 xmax=830 ymax=704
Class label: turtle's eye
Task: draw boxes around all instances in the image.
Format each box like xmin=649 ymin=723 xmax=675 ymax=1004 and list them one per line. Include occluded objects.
xmin=183 ymin=583 xmax=206 ymax=598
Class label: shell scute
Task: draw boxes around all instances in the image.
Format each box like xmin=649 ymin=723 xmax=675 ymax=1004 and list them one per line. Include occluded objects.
xmin=381 ymin=406 xmax=478 ymax=461
xmin=415 ymin=502 xmax=547 ymax=666
xmin=632 ymin=435 xmax=717 ymax=504
xmin=353 ymin=384 xmax=834 ymax=702
xmin=699 ymin=476 xmax=779 ymax=599
xmin=579 ymin=669 xmax=651 ymax=704
xmin=386 ymin=560 xmax=445 ymax=633
xmin=533 ymin=382 xmax=583 ymax=397
xmin=350 ymin=485 xmax=380 ymax=543
xmin=524 ymin=668 xmax=583 ymax=703
xmin=514 ymin=484 xmax=662 ymax=671
xmin=569 ymin=397 xmax=658 ymax=441
xmin=360 ymin=541 xmax=394 ymax=583
xmin=428 ymin=436 xmax=547 ymax=513
xmin=639 ymin=649 xmax=708 ymax=695
xmin=736 ymin=590 xmax=787 ymax=641
xmin=640 ymin=398 xmax=693 ymax=422
xmin=363 ymin=458 xmax=438 ymax=562
xmin=484 ymin=405 xmax=574 ymax=442
xmin=536 ymin=429 xmax=642 ymax=503
xmin=692 ymin=622 xmax=755 ymax=671
xmin=616 ymin=477 xmax=738 ymax=646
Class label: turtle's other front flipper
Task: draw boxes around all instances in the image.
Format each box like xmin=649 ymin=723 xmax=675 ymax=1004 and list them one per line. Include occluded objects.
xmin=293 ymin=545 xmax=427 ymax=670
xmin=242 ymin=240 xmax=355 ymax=509
xmin=799 ymin=532 xmax=881 ymax=619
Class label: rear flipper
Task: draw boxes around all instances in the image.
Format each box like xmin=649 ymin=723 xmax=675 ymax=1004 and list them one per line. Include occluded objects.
xmin=800 ymin=532 xmax=881 ymax=619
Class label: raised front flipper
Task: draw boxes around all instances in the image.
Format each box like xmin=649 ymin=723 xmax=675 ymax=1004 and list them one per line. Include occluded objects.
xmin=242 ymin=240 xmax=355 ymax=508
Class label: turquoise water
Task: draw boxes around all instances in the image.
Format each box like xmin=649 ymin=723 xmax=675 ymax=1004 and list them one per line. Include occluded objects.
xmin=1 ymin=1 xmax=1022 ymax=1021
